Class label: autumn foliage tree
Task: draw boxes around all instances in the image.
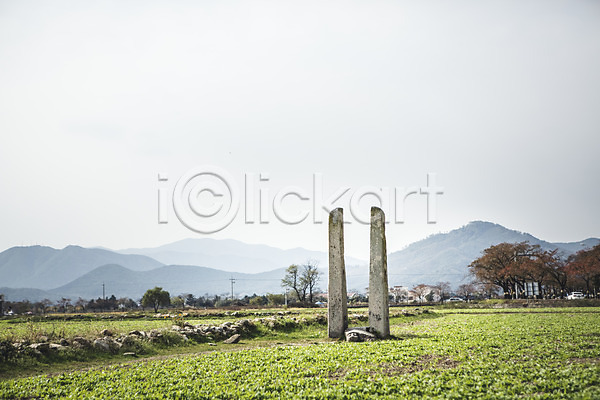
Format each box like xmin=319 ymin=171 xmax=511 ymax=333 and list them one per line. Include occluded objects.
xmin=468 ymin=242 xmax=541 ymax=298
xmin=469 ymin=242 xmax=600 ymax=298
xmin=566 ymin=244 xmax=600 ymax=295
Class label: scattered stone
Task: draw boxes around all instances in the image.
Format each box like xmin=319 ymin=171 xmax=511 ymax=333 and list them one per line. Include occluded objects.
xmin=344 ymin=328 xmax=377 ymax=342
xmin=121 ymin=335 xmax=140 ymax=347
xmin=49 ymin=343 xmax=67 ymax=352
xmin=38 ymin=336 xmax=49 ymax=343
xmin=223 ymin=334 xmax=241 ymax=344
xmin=128 ymin=330 xmax=143 ymax=336
xmin=72 ymin=337 xmax=91 ymax=349
xmin=101 ymin=329 xmax=113 ymax=336
xmin=93 ymin=339 xmax=110 ymax=352
xmin=207 ymin=343 xmax=216 ymax=346
xmin=123 ymin=352 xmax=137 ymax=357
xmin=29 ymin=343 xmax=50 ymax=353
xmin=59 ymin=338 xmax=69 ymax=346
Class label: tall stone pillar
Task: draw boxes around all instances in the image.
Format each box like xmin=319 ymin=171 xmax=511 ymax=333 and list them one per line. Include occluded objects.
xmin=328 ymin=208 xmax=348 ymax=338
xmin=369 ymin=206 xmax=390 ymax=338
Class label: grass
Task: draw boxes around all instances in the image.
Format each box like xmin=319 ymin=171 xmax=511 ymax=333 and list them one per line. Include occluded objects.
xmin=1 ymin=307 xmax=599 ymax=398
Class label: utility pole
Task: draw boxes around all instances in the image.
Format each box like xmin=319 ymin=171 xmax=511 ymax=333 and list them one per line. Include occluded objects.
xmin=229 ymin=276 xmax=236 ymax=301
xmin=102 ymin=282 xmax=105 ymax=300
xmin=284 ymin=289 xmax=288 ymax=307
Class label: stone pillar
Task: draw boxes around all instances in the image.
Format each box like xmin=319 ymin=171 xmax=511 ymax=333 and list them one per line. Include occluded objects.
xmin=369 ymin=206 xmax=390 ymax=338
xmin=328 ymin=208 xmax=348 ymax=338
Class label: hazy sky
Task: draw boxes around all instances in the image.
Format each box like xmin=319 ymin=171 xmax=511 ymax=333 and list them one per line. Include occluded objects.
xmin=1 ymin=0 xmax=599 ymax=260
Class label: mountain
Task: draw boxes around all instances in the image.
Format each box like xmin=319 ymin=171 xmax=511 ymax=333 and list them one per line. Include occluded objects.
xmin=0 ymin=287 xmax=60 ymax=303
xmin=0 ymin=245 xmax=163 ymax=290
xmin=1 ymin=221 xmax=597 ymax=301
xmin=385 ymin=221 xmax=600 ymax=289
xmin=50 ymin=264 xmax=288 ymax=300
xmin=118 ymin=238 xmax=364 ymax=274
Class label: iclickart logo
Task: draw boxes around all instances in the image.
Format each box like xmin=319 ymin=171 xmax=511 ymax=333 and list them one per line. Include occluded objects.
xmin=157 ymin=166 xmax=443 ymax=234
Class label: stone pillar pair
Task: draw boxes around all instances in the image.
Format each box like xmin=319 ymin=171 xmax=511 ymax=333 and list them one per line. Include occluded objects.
xmin=328 ymin=207 xmax=389 ymax=339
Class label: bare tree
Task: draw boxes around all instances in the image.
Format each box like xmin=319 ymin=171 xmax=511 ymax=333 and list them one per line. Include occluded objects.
xmin=457 ymin=283 xmax=476 ymax=300
xmin=282 ymin=261 xmax=322 ymax=305
xmin=435 ymin=281 xmax=451 ymax=303
xmin=301 ymin=261 xmax=321 ymax=304
xmin=412 ymin=284 xmax=429 ymax=303
xmin=282 ymin=264 xmax=306 ymax=302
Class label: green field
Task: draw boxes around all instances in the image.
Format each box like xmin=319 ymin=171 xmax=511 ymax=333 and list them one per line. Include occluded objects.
xmin=1 ymin=307 xmax=599 ymax=399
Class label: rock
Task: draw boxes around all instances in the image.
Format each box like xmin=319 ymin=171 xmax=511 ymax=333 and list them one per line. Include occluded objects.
xmin=93 ymin=339 xmax=110 ymax=352
xmin=123 ymin=352 xmax=137 ymax=357
xmin=49 ymin=343 xmax=67 ymax=352
xmin=59 ymin=338 xmax=69 ymax=346
xmin=101 ymin=329 xmax=113 ymax=336
xmin=121 ymin=335 xmax=140 ymax=347
xmin=207 ymin=343 xmax=216 ymax=346
xmin=171 ymin=325 xmax=182 ymax=331
xmin=72 ymin=337 xmax=91 ymax=349
xmin=128 ymin=330 xmax=143 ymax=336
xmin=38 ymin=336 xmax=49 ymax=343
xmin=149 ymin=329 xmax=161 ymax=338
xmin=223 ymin=334 xmax=241 ymax=344
xmin=344 ymin=328 xmax=377 ymax=342
xmin=29 ymin=343 xmax=50 ymax=353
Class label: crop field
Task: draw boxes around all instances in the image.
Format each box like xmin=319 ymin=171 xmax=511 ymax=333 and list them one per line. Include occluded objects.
xmin=1 ymin=307 xmax=599 ymax=399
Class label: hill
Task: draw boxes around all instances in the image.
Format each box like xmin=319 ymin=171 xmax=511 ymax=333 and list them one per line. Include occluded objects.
xmin=1 ymin=221 xmax=597 ymax=301
xmin=385 ymin=221 xmax=599 ymax=289
xmin=0 ymin=245 xmax=163 ymax=290
xmin=50 ymin=264 xmax=288 ymax=300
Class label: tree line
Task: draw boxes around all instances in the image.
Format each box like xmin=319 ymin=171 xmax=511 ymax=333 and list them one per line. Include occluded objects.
xmin=469 ymin=242 xmax=600 ymax=298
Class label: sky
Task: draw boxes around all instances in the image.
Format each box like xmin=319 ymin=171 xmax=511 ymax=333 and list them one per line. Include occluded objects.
xmin=1 ymin=0 xmax=599 ymax=261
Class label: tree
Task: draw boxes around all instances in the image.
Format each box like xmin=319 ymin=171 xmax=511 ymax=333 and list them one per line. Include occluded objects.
xmin=141 ymin=287 xmax=171 ymax=312
xmin=468 ymin=242 xmax=542 ymax=298
xmin=170 ymin=296 xmax=184 ymax=309
xmin=184 ymin=294 xmax=196 ymax=307
xmin=457 ymin=283 xmax=476 ymax=300
xmin=281 ymin=261 xmax=322 ymax=305
xmin=282 ymin=264 xmax=305 ymax=302
xmin=300 ymin=261 xmax=321 ymax=304
xmin=266 ymin=293 xmax=285 ymax=306
xmin=538 ymin=250 xmax=569 ymax=297
xmin=74 ymin=297 xmax=87 ymax=312
xmin=435 ymin=281 xmax=451 ymax=303
xmin=566 ymin=244 xmax=600 ymax=295
xmin=57 ymin=297 xmax=71 ymax=313
xmin=412 ymin=284 xmax=429 ymax=303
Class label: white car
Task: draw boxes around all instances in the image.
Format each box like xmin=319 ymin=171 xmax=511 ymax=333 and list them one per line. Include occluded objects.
xmin=567 ymin=292 xmax=585 ymax=300
xmin=447 ymin=297 xmax=465 ymax=302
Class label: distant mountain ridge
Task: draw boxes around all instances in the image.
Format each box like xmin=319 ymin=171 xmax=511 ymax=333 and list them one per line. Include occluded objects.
xmin=0 ymin=245 xmax=163 ymax=290
xmin=51 ymin=264 xmax=287 ymax=300
xmin=118 ymin=238 xmax=364 ymax=273
xmin=0 ymin=221 xmax=597 ymax=301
